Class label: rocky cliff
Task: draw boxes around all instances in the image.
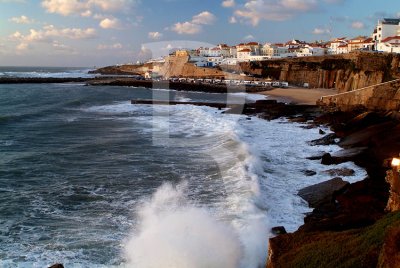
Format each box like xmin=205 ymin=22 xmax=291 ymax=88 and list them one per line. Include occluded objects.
xmin=229 ymin=52 xmax=400 ymax=92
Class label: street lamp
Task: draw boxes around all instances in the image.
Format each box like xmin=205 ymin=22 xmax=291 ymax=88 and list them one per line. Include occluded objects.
xmin=391 ymin=157 xmax=400 ymax=171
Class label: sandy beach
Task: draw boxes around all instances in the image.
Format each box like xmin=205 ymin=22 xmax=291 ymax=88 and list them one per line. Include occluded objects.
xmin=259 ymin=87 xmax=338 ymax=105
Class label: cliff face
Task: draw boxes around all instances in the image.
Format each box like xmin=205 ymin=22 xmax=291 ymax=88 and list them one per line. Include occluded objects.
xmin=235 ymin=52 xmax=400 ymax=92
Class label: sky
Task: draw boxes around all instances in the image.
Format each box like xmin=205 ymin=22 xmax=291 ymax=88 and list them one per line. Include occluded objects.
xmin=0 ymin=0 xmax=399 ymax=67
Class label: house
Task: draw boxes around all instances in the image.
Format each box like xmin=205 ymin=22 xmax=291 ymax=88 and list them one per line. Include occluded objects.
xmin=237 ymin=48 xmax=252 ymax=61
xmin=337 ymin=44 xmax=349 ymax=54
xmin=377 ymin=36 xmax=400 ymax=53
xmin=347 ymin=36 xmax=369 ymax=52
xmin=329 ymin=38 xmax=348 ymax=54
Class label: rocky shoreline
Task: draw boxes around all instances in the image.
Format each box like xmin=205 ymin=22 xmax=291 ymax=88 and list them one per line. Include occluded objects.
xmin=266 ymin=108 xmax=400 ymax=268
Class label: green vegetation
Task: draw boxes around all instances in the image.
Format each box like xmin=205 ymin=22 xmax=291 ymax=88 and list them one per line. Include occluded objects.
xmin=276 ymin=212 xmax=400 ymax=268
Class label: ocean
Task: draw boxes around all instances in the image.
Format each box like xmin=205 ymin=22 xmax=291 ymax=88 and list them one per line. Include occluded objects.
xmin=0 ymin=67 xmax=367 ymax=268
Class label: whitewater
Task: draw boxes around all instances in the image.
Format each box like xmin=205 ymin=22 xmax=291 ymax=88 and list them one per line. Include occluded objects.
xmin=0 ymin=73 xmax=367 ymax=267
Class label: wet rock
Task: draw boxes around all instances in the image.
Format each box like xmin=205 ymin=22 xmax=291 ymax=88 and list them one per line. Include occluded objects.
xmin=302 ymin=170 xmax=317 ymax=176
xmin=319 ymin=129 xmax=326 ymax=135
xmin=321 ymin=153 xmax=334 ymax=165
xmin=48 ymin=264 xmax=64 ymax=268
xmin=289 ymin=117 xmax=307 ymax=123
xmin=298 ymin=177 xmax=349 ymax=208
xmin=322 ymin=168 xmax=355 ymax=177
xmin=271 ymin=226 xmax=287 ymax=235
xmin=308 ymin=133 xmax=337 ymax=146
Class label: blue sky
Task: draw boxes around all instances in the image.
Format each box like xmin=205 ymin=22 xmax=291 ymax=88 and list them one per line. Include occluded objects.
xmin=0 ymin=0 xmax=399 ymax=67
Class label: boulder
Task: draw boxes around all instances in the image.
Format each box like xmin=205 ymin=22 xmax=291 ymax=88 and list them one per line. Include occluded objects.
xmin=308 ymin=133 xmax=337 ymax=146
xmin=321 ymin=168 xmax=355 ymax=177
xmin=271 ymin=226 xmax=287 ymax=235
xmin=302 ymin=170 xmax=317 ymax=176
xmin=298 ymin=177 xmax=349 ymax=208
xmin=48 ymin=264 xmax=64 ymax=268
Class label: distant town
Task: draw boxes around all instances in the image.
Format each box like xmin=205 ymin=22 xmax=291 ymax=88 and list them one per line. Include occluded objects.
xmin=143 ymin=18 xmax=400 ymax=68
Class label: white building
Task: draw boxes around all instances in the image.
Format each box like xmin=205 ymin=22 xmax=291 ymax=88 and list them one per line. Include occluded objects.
xmin=377 ymin=36 xmax=400 ymax=53
xmin=237 ymin=48 xmax=252 ymax=61
xmin=372 ymin=18 xmax=400 ymax=44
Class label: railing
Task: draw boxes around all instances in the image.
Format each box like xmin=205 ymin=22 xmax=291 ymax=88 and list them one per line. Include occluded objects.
xmin=319 ymin=78 xmax=400 ymax=103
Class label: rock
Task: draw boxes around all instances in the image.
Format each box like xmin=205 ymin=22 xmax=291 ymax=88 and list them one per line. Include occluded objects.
xmin=298 ymin=177 xmax=349 ymax=208
xmin=321 ymin=153 xmax=334 ymax=165
xmin=385 ymin=170 xmax=400 ymax=212
xmin=48 ymin=264 xmax=64 ymax=268
xmin=302 ymin=170 xmax=317 ymax=176
xmin=289 ymin=117 xmax=307 ymax=123
xmin=271 ymin=226 xmax=287 ymax=235
xmin=321 ymin=168 xmax=355 ymax=177
xmin=308 ymin=133 xmax=337 ymax=146
xmin=319 ymin=129 xmax=326 ymax=135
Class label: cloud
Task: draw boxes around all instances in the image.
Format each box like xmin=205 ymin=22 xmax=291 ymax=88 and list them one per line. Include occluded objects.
xmin=99 ymin=18 xmax=122 ymax=29
xmin=171 ymin=11 xmax=216 ymax=35
xmin=52 ymin=41 xmax=77 ymax=54
xmin=232 ymin=0 xmax=342 ymax=26
xmin=244 ymin=34 xmax=255 ymax=40
xmin=41 ymin=0 xmax=135 ymax=16
xmin=229 ymin=16 xmax=237 ymax=23
xmin=192 ymin=11 xmax=217 ymax=25
xmin=97 ymin=43 xmax=123 ymax=50
xmin=312 ymin=27 xmax=330 ymax=34
xmin=10 ymin=25 xmax=97 ymax=45
xmin=222 ymin=0 xmax=236 ymax=8
xmin=171 ymin=22 xmax=202 ymax=35
xmin=9 ymin=15 xmax=34 ymax=24
xmin=351 ymin=21 xmax=365 ymax=29
xmin=148 ymin=32 xmax=163 ymax=40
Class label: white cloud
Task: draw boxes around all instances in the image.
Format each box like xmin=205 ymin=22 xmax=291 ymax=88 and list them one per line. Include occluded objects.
xmin=192 ymin=11 xmax=217 ymax=25
xmin=9 ymin=15 xmax=34 ymax=24
xmin=232 ymin=0 xmax=342 ymax=26
xmin=41 ymin=0 xmax=135 ymax=16
xmin=10 ymin=25 xmax=97 ymax=46
xmin=229 ymin=16 xmax=237 ymax=23
xmin=222 ymin=0 xmax=236 ymax=8
xmin=171 ymin=22 xmax=202 ymax=35
xmin=97 ymin=43 xmax=123 ymax=50
xmin=16 ymin=42 xmax=29 ymax=51
xmin=312 ymin=27 xmax=330 ymax=34
xmin=171 ymin=11 xmax=216 ymax=35
xmin=148 ymin=32 xmax=163 ymax=40
xmin=99 ymin=18 xmax=122 ymax=29
xmin=351 ymin=21 xmax=365 ymax=29
xmin=244 ymin=34 xmax=255 ymax=40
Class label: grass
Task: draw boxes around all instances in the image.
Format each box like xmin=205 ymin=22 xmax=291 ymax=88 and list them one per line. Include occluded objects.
xmin=273 ymin=212 xmax=400 ymax=268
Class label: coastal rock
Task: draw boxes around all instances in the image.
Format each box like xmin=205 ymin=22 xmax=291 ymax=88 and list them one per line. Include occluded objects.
xmin=298 ymin=177 xmax=349 ymax=208
xmin=321 ymin=153 xmax=334 ymax=165
xmin=48 ymin=264 xmax=64 ymax=268
xmin=319 ymin=129 xmax=326 ymax=135
xmin=321 ymin=168 xmax=355 ymax=177
xmin=385 ymin=170 xmax=400 ymax=212
xmin=271 ymin=226 xmax=287 ymax=235
xmin=302 ymin=170 xmax=317 ymax=176
xmin=308 ymin=133 xmax=337 ymax=146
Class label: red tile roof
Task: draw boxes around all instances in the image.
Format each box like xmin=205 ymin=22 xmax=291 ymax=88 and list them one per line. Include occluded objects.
xmin=381 ymin=36 xmax=400 ymax=43
xmin=238 ymin=49 xmax=251 ymax=52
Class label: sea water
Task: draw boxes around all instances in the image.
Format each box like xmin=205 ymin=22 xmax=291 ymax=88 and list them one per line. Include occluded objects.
xmin=0 ymin=69 xmax=367 ymax=267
